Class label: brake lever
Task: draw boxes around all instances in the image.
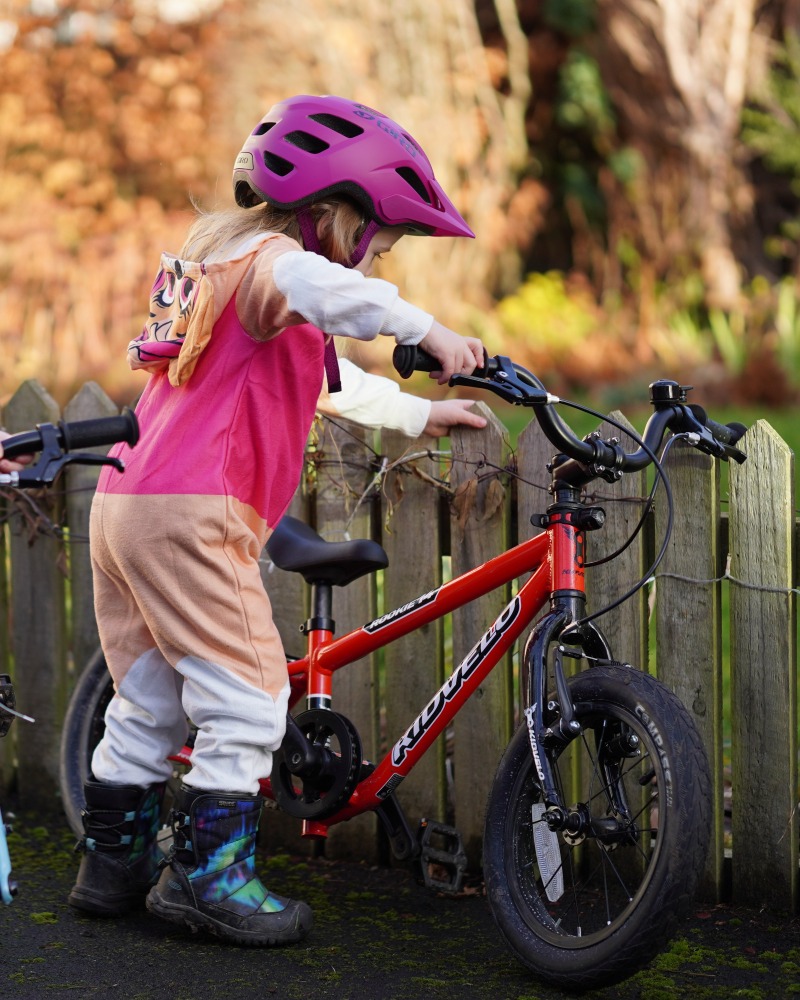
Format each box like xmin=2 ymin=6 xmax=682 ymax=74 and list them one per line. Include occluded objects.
xmin=681 ymin=411 xmax=747 ymax=464
xmin=690 ymin=435 xmax=747 ymax=464
xmin=451 ymin=356 xmax=552 ymax=406
xmin=449 ymin=373 xmax=528 ymax=404
xmin=13 ymin=452 xmax=125 ymax=488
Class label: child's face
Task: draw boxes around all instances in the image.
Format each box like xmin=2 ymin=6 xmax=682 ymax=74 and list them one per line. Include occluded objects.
xmin=354 ymin=229 xmax=404 ymax=277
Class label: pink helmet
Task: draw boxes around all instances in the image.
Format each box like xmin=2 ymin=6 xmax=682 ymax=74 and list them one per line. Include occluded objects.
xmin=232 ymin=95 xmax=474 ymax=239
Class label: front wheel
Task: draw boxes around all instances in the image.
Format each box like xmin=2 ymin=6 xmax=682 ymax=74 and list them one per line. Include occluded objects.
xmin=484 ymin=665 xmax=711 ymax=991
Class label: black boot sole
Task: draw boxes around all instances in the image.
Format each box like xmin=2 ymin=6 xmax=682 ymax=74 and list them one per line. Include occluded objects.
xmin=146 ymin=887 xmax=312 ymax=946
xmin=68 ymin=885 xmax=145 ymax=916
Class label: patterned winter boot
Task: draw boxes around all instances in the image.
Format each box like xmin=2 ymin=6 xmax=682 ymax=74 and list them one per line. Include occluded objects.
xmin=68 ymin=779 xmax=165 ymax=915
xmin=146 ymin=784 xmax=312 ymax=946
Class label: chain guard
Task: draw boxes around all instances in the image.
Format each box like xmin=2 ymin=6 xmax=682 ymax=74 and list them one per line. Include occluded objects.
xmin=272 ymin=709 xmax=362 ymax=820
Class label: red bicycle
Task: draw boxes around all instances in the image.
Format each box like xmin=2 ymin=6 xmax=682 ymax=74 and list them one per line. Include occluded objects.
xmin=59 ymin=351 xmax=746 ymax=989
xmin=0 ymin=409 xmax=139 ymax=905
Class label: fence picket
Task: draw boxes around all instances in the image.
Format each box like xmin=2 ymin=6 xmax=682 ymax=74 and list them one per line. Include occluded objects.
xmin=655 ymin=443 xmax=725 ymax=898
xmin=449 ymin=403 xmax=514 ymax=866
xmin=312 ymin=418 xmax=381 ymax=862
xmin=4 ymin=380 xmax=65 ymax=809
xmin=63 ymin=382 xmax=119 ymax=688
xmin=382 ymin=429 xmax=447 ymax=835
xmin=259 ymin=491 xmax=312 ymax=855
xmin=584 ymin=413 xmax=648 ymax=669
xmin=729 ymin=420 xmax=798 ymax=911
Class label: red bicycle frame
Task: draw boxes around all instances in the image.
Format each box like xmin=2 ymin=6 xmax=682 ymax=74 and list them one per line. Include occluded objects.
xmin=245 ymin=516 xmax=588 ymax=840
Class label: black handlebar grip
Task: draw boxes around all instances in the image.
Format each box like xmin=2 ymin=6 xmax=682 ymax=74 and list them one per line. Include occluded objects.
xmin=1 ymin=408 xmax=139 ymax=459
xmin=59 ymin=407 xmax=140 ymax=451
xmin=688 ymin=404 xmax=747 ymax=446
xmin=393 ymin=344 xmax=440 ymax=378
xmin=392 ymin=344 xmax=491 ymax=379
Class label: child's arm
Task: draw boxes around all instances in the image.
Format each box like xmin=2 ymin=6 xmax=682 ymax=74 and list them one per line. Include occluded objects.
xmin=317 ymin=358 xmax=486 ymax=437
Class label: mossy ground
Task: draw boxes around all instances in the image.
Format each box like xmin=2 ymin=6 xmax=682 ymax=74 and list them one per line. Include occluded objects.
xmin=0 ymin=809 xmax=797 ymax=1000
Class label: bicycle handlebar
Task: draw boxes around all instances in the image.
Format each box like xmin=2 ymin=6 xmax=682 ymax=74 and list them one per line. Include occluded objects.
xmin=0 ymin=408 xmax=140 ymax=487
xmin=392 ymin=346 xmax=747 ymax=479
xmin=2 ymin=408 xmax=139 ymax=459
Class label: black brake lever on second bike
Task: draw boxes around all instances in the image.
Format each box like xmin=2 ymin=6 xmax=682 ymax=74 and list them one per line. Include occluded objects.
xmin=9 ymin=423 xmax=125 ymax=488
xmin=682 ymin=405 xmax=747 ymax=464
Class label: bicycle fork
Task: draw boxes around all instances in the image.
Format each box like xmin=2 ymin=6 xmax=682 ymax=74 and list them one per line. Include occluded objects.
xmin=523 ymin=493 xmax=636 ymax=843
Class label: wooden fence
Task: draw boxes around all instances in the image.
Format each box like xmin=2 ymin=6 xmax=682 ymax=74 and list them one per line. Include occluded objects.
xmin=0 ymin=378 xmax=797 ymax=913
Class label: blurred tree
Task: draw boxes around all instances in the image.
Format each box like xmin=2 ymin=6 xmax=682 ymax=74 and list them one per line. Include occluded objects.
xmin=594 ymin=0 xmax=758 ymax=310
xmin=742 ymin=29 xmax=800 ymax=275
xmin=0 ymin=0 xmax=543 ymax=401
xmin=0 ymin=0 xmax=228 ymax=400
xmin=211 ymin=0 xmax=538 ymax=324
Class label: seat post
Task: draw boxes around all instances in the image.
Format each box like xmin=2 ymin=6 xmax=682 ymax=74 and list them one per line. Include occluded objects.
xmin=302 ymin=580 xmax=335 ymax=711
xmin=302 ymin=581 xmax=335 ymax=637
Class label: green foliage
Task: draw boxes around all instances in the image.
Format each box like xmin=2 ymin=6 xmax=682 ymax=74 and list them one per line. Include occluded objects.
xmin=607 ymin=146 xmax=644 ymax=187
xmin=542 ymin=0 xmax=596 ymax=37
xmin=659 ymin=275 xmax=800 ymax=389
xmin=556 ymin=50 xmax=614 ymax=135
xmin=708 ymin=306 xmax=748 ymax=375
xmin=742 ymin=31 xmax=800 ymax=270
xmin=495 ymin=271 xmax=597 ymax=353
xmin=551 ymin=47 xmax=637 ymax=234
xmin=774 ymin=276 xmax=800 ymax=374
xmin=560 ymin=162 xmax=606 ymax=225
xmin=742 ymin=32 xmax=800 ymax=190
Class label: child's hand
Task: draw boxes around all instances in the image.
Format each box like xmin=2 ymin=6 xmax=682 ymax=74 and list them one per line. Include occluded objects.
xmin=424 ymin=400 xmax=487 ymax=437
xmin=418 ymin=321 xmax=485 ymax=385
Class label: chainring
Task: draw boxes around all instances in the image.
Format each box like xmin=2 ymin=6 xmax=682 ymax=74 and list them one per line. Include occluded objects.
xmin=272 ymin=709 xmax=362 ymax=820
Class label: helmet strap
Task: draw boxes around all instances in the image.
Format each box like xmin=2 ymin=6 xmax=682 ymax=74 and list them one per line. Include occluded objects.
xmin=296 ymin=208 xmax=381 ymax=269
xmin=296 ymin=207 xmax=323 ymax=255
xmin=349 ymin=219 xmax=381 ymax=267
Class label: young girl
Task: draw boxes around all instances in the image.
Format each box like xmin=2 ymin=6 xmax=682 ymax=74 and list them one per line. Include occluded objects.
xmin=68 ymin=95 xmax=485 ymax=946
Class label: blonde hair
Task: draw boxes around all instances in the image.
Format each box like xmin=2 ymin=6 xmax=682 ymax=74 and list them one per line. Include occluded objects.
xmin=180 ymin=197 xmax=369 ymax=264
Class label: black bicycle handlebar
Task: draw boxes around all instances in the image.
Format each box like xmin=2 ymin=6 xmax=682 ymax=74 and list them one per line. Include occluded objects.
xmin=0 ymin=408 xmax=140 ymax=488
xmin=392 ymin=345 xmax=747 ymax=476
xmin=1 ymin=408 xmax=139 ymax=460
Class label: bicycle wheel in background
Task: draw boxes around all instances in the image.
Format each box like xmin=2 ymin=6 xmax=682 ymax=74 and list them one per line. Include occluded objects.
xmin=58 ymin=649 xmax=190 ymax=849
xmin=59 ymin=648 xmax=114 ymax=837
xmin=483 ymin=664 xmax=711 ymax=991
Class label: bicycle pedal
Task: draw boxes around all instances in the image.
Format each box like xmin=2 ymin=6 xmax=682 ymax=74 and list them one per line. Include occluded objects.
xmin=418 ymin=820 xmax=467 ymax=894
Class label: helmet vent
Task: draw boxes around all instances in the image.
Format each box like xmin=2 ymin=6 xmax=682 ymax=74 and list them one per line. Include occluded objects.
xmin=284 ymin=130 xmax=330 ymax=154
xmin=395 ymin=166 xmax=432 ymax=205
xmin=263 ymin=151 xmax=294 ymax=177
xmin=253 ymin=121 xmax=275 ymax=136
xmin=309 ymin=113 xmax=365 ymax=139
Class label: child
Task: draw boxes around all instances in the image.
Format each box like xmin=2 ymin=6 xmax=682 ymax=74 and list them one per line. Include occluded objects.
xmin=68 ymin=95 xmax=485 ymax=947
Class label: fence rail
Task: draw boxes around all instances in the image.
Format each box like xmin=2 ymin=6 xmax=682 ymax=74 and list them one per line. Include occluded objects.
xmin=1 ymin=378 xmax=797 ymax=913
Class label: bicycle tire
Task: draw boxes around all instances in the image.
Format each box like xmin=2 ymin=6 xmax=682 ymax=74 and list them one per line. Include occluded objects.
xmin=59 ymin=648 xmax=115 ymax=837
xmin=58 ymin=649 xmax=191 ymax=847
xmin=483 ymin=664 xmax=711 ymax=991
